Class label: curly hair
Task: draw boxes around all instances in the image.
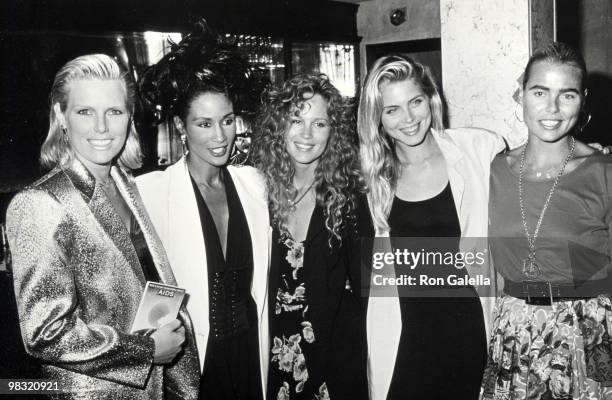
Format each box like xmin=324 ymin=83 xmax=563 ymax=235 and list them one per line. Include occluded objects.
xmin=252 ymin=74 xmax=363 ymax=246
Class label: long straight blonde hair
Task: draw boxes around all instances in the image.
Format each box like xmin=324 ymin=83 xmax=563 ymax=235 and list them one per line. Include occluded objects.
xmin=357 ymin=55 xmax=445 ymax=233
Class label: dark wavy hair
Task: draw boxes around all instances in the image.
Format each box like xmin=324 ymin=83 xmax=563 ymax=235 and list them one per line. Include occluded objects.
xmin=138 ymin=19 xmax=267 ymax=125
xmin=252 ymin=74 xmax=363 ymax=246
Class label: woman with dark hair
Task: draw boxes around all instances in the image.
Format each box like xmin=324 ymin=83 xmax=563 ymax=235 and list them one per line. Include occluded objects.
xmin=482 ymin=42 xmax=612 ymax=400
xmin=252 ymin=74 xmax=368 ymax=400
xmin=137 ymin=22 xmax=269 ymax=400
xmin=6 ymin=53 xmax=198 ymax=399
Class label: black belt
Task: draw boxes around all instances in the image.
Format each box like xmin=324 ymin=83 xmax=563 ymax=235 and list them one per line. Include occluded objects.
xmin=504 ymin=278 xmax=609 ymax=306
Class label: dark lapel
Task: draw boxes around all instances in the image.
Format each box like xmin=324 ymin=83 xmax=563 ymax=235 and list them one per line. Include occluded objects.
xmin=304 ymin=205 xmax=326 ymax=246
xmin=268 ymin=228 xmax=280 ymax=322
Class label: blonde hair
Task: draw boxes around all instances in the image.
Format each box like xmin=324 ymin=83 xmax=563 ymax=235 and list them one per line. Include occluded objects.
xmin=40 ymin=53 xmax=142 ymax=171
xmin=357 ymin=55 xmax=444 ymax=233
xmin=252 ymin=74 xmax=363 ymax=246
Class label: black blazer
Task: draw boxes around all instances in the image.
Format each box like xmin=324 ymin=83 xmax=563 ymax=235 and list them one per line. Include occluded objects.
xmin=267 ymin=205 xmax=368 ymax=399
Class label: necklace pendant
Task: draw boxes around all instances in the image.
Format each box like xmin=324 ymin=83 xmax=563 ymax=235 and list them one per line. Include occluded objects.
xmin=522 ymin=253 xmax=541 ymax=279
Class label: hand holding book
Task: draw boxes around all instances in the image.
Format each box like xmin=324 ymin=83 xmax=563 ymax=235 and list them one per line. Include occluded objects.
xmin=131 ymin=281 xmax=188 ymax=364
xmin=151 ymin=319 xmax=186 ymax=364
xmin=131 ymin=281 xmax=186 ymax=332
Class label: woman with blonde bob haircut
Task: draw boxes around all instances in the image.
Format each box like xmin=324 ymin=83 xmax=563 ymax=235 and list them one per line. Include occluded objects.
xmin=6 ymin=53 xmax=199 ymax=399
xmin=358 ymin=55 xmax=505 ymax=400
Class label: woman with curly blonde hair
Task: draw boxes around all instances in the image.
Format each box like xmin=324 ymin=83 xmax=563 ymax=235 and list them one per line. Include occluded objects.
xmin=252 ymin=74 xmax=367 ymax=400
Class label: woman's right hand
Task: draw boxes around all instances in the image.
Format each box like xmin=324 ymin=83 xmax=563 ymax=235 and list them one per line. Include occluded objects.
xmin=150 ymin=319 xmax=186 ymax=364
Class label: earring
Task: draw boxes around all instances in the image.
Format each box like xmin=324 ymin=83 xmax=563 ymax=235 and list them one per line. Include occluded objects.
xmin=514 ymin=104 xmax=524 ymax=123
xmin=181 ymin=134 xmax=189 ymax=156
xmin=61 ymin=126 xmax=69 ymax=141
xmin=577 ymin=112 xmax=592 ymax=133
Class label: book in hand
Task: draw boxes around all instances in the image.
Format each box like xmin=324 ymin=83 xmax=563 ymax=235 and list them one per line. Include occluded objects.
xmin=130 ymin=281 xmax=186 ymax=333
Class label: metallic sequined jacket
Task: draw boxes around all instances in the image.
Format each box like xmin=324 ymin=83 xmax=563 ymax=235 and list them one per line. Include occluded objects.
xmin=6 ymin=159 xmax=200 ymax=399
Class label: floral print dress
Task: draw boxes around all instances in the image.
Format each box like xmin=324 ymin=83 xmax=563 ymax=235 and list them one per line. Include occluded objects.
xmin=484 ymin=155 xmax=612 ymax=400
xmin=268 ymin=235 xmax=330 ymax=400
xmin=482 ymin=295 xmax=612 ymax=400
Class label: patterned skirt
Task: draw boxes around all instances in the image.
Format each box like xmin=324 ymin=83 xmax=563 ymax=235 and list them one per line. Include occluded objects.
xmin=482 ymin=295 xmax=612 ymax=400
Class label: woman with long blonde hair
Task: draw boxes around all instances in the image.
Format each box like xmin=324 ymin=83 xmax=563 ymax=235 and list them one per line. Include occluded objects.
xmin=358 ymin=55 xmax=505 ymax=400
xmin=252 ymin=74 xmax=368 ymax=400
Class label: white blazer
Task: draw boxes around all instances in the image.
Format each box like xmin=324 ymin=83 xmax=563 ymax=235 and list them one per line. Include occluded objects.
xmin=136 ymin=158 xmax=271 ymax=399
xmin=366 ymin=127 xmax=505 ymax=400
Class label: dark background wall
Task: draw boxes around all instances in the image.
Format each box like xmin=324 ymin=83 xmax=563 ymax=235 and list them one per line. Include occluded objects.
xmin=0 ymin=0 xmax=358 ymax=190
xmin=557 ymin=0 xmax=612 ymax=146
xmin=0 ymin=0 xmax=359 ymax=379
xmin=1 ymin=0 xmax=359 ymax=40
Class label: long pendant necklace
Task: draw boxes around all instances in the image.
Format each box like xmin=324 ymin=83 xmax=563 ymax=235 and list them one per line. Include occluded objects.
xmin=282 ymin=180 xmax=315 ymax=272
xmin=518 ymin=136 xmax=575 ymax=279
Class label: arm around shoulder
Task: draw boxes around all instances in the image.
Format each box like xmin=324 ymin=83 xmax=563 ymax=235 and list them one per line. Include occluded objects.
xmin=445 ymin=127 xmax=507 ymax=161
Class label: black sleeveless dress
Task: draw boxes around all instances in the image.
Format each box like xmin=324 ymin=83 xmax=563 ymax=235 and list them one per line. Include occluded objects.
xmin=190 ymin=169 xmax=263 ymax=400
xmin=386 ymin=183 xmax=486 ymax=400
